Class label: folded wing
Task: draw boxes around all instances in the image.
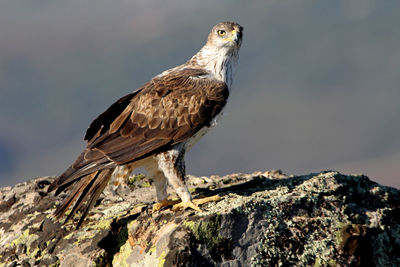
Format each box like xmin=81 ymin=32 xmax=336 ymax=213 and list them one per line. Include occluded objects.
xmin=48 ymin=68 xmax=229 ymax=194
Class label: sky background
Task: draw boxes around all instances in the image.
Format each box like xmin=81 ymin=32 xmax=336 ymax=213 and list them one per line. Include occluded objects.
xmin=1 ymin=0 xmax=399 ymax=188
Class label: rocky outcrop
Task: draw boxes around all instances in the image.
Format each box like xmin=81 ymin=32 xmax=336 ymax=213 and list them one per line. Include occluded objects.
xmin=0 ymin=170 xmax=399 ymax=266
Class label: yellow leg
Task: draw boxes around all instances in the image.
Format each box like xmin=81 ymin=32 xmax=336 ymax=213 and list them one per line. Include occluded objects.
xmin=171 ymin=195 xmax=222 ymax=212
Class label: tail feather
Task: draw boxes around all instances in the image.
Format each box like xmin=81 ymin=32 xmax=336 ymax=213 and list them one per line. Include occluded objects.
xmin=47 ymin=147 xmax=116 ymax=194
xmin=53 ymin=161 xmax=110 ymax=195
xmin=75 ymin=169 xmax=113 ymax=228
xmin=47 ymin=166 xmax=75 ymax=193
xmin=51 ymin=168 xmax=114 ymax=228
xmin=53 ymin=171 xmax=98 ymax=219
xmin=48 ymin=159 xmax=115 ymax=196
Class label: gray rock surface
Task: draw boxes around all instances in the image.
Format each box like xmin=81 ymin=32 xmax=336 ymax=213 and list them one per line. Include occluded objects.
xmin=0 ymin=170 xmax=399 ymax=266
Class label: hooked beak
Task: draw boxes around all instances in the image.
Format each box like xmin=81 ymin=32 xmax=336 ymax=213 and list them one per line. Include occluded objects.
xmin=231 ymin=29 xmax=241 ymax=45
xmin=222 ymin=29 xmax=242 ymax=47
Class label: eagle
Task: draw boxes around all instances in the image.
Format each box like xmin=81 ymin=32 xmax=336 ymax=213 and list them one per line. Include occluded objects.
xmin=48 ymin=21 xmax=243 ymax=228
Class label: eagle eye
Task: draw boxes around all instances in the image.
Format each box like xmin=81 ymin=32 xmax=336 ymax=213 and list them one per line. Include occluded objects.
xmin=217 ymin=30 xmax=226 ymax=36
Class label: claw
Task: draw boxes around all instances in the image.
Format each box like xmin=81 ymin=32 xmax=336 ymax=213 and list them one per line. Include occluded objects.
xmin=193 ymin=195 xmax=222 ymax=205
xmin=171 ymin=195 xmax=222 ymax=212
xmin=152 ymin=199 xmax=180 ymax=212
xmin=172 ymin=200 xmax=202 ymax=212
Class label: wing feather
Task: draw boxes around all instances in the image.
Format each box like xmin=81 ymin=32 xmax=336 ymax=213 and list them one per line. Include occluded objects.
xmin=48 ymin=68 xmax=229 ymax=224
xmin=84 ymin=91 xmax=141 ymax=142
xmin=109 ymin=105 xmax=132 ymax=134
xmin=85 ymin=68 xmax=229 ymax=165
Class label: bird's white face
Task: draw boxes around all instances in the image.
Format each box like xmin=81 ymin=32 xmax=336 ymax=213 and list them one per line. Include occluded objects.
xmin=207 ymin=22 xmax=243 ymax=51
xmin=188 ymin=21 xmax=243 ymax=86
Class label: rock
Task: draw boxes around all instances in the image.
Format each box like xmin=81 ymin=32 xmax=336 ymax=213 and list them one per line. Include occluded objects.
xmin=0 ymin=170 xmax=399 ymax=266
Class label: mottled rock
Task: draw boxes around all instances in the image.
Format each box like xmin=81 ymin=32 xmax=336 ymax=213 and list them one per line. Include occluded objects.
xmin=0 ymin=170 xmax=399 ymax=266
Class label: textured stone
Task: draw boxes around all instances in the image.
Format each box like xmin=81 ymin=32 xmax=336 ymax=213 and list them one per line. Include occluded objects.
xmin=0 ymin=170 xmax=399 ymax=266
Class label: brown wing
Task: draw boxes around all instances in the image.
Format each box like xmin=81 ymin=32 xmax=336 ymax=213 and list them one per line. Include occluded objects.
xmin=48 ymin=68 xmax=229 ymax=192
xmin=88 ymin=68 xmax=229 ymax=163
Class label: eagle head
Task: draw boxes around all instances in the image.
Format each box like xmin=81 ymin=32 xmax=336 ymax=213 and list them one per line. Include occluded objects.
xmin=207 ymin=21 xmax=244 ymax=50
xmin=186 ymin=21 xmax=244 ymax=87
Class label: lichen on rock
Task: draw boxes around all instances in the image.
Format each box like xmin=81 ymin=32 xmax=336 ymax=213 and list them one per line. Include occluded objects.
xmin=0 ymin=170 xmax=399 ymax=266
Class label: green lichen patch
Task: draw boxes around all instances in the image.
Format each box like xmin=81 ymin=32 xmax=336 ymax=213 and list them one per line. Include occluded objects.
xmin=157 ymin=250 xmax=166 ymax=267
xmin=184 ymin=215 xmax=233 ymax=262
xmin=95 ymin=212 xmax=141 ymax=266
xmin=91 ymin=218 xmax=113 ymax=230
xmin=111 ymin=239 xmax=133 ymax=267
xmin=127 ymin=173 xmax=149 ymax=189
xmin=7 ymin=229 xmax=35 ymax=248
xmin=128 ymin=173 xmax=146 ymax=184
xmin=140 ymin=181 xmax=152 ymax=188
xmin=3 ymin=228 xmax=46 ymax=264
xmin=184 ymin=216 xmax=223 ymax=248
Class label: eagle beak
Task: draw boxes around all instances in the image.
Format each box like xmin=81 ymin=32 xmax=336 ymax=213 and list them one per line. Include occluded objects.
xmin=231 ymin=29 xmax=240 ymax=45
xmin=223 ymin=29 xmax=241 ymax=46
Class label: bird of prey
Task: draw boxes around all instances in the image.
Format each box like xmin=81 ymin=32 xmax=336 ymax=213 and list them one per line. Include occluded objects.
xmin=48 ymin=21 xmax=243 ymax=228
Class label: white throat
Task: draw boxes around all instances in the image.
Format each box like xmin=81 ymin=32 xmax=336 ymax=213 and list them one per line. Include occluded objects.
xmin=190 ymin=45 xmax=239 ymax=89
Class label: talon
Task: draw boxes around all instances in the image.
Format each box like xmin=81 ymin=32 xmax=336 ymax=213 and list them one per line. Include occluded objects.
xmin=193 ymin=195 xmax=222 ymax=205
xmin=171 ymin=195 xmax=222 ymax=212
xmin=172 ymin=200 xmax=202 ymax=212
xmin=152 ymin=199 xmax=180 ymax=212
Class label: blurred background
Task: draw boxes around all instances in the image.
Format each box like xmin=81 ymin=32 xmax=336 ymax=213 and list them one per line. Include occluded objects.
xmin=1 ymin=0 xmax=399 ymax=188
